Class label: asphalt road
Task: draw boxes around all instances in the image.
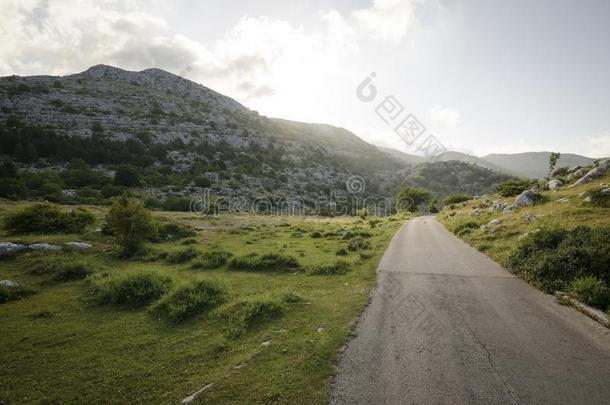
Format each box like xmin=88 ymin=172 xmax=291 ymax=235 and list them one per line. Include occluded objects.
xmin=330 ymin=216 xmax=610 ymax=405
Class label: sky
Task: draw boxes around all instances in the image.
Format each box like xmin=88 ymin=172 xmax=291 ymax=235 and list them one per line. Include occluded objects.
xmin=1 ymin=0 xmax=609 ymax=158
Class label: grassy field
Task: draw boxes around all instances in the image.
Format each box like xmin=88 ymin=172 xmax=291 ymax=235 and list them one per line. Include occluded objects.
xmin=437 ymin=172 xmax=610 ymax=274
xmin=0 ymin=201 xmax=404 ymax=404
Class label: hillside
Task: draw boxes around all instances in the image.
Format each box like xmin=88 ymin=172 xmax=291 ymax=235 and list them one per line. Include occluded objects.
xmin=0 ymin=65 xmax=512 ymax=206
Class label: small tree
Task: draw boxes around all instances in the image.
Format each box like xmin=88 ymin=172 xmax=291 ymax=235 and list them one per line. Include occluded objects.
xmin=548 ymin=152 xmax=560 ymax=179
xmin=105 ymin=194 xmax=157 ymax=257
xmin=396 ymin=187 xmax=434 ymax=213
xmin=114 ymin=164 xmax=141 ymax=187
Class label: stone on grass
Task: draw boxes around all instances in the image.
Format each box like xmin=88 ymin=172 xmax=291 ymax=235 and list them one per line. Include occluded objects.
xmin=65 ymin=242 xmax=92 ymax=251
xmin=0 ymin=242 xmax=27 ymax=257
xmin=29 ymin=243 xmax=62 ymax=252
xmin=545 ymin=179 xmax=563 ymax=191
xmin=571 ymin=159 xmax=610 ymax=186
xmin=488 ymin=219 xmax=502 ymax=226
xmin=0 ymin=279 xmax=20 ymax=288
xmin=503 ymin=190 xmax=538 ymax=214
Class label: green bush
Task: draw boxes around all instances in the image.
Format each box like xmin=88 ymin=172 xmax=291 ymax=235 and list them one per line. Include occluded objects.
xmin=113 ymin=164 xmax=141 ymax=187
xmin=336 ymin=247 xmax=348 ymax=256
xmin=222 ymin=293 xmax=296 ymax=337
xmin=158 ymin=222 xmax=196 ymax=240
xmin=166 ymin=247 xmax=198 ymax=264
xmin=161 ymin=197 xmax=191 ymax=212
xmin=451 ymin=220 xmax=480 ymax=236
xmin=104 ymin=194 xmax=157 ymax=257
xmin=347 ymin=238 xmax=370 ymax=251
xmin=306 ymin=260 xmax=352 ymax=275
xmin=191 ymin=251 xmax=233 ymax=269
xmin=4 ymin=203 xmax=95 ymax=234
xmin=29 ymin=253 xmax=95 ymax=281
xmin=569 ymin=276 xmax=609 ymax=309
xmin=91 ymin=271 xmax=173 ymax=308
xmin=395 ymin=186 xmax=434 ymax=213
xmin=587 ymin=188 xmax=610 ymax=208
xmin=496 ymin=179 xmax=537 ymax=197
xmin=310 ymin=231 xmax=322 ymax=238
xmin=507 ymin=226 xmax=610 ymax=292
xmin=443 ymin=194 xmax=472 ymax=206
xmin=228 ymin=253 xmax=300 ymax=271
xmin=150 ymin=279 xmax=227 ymax=321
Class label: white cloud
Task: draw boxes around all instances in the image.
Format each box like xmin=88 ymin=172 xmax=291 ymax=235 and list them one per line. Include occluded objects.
xmin=426 ymin=105 xmax=461 ymax=130
xmin=351 ymin=0 xmax=422 ymax=42
xmin=584 ymin=131 xmax=610 ymax=158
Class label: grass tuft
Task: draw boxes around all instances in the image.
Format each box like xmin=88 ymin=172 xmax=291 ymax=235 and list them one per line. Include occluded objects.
xmin=151 ymin=279 xmax=227 ymax=321
xmin=90 ymin=271 xmax=173 ymax=308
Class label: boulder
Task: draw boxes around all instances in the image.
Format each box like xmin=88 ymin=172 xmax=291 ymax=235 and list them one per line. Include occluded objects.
xmin=601 ymin=188 xmax=610 ymax=196
xmin=503 ymin=190 xmax=538 ymax=213
xmin=567 ymin=167 xmax=589 ymax=181
xmin=551 ymin=166 xmax=568 ymax=177
xmin=29 ymin=243 xmax=62 ymax=252
xmin=544 ymin=179 xmax=563 ymax=191
xmin=488 ymin=219 xmax=502 ymax=226
xmin=567 ymin=165 xmax=582 ymax=174
xmin=0 ymin=280 xmax=20 ymax=289
xmin=0 ymin=242 xmax=27 ymax=257
xmin=572 ymin=159 xmax=610 ymax=186
xmin=489 ymin=225 xmax=503 ymax=233
xmin=488 ymin=201 xmax=506 ymax=213
xmin=65 ymin=242 xmax=92 ymax=251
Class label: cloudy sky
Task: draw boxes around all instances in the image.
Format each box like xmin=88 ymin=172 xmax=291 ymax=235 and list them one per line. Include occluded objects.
xmin=1 ymin=0 xmax=609 ymax=157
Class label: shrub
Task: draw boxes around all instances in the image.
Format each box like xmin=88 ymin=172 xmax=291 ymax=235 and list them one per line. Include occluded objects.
xmin=396 ymin=187 xmax=434 ymax=213
xmin=104 ymin=194 xmax=157 ymax=257
xmin=310 ymin=231 xmax=322 ymax=238
xmin=91 ymin=271 xmax=173 ymax=307
xmin=101 ymin=184 xmax=125 ymax=199
xmin=227 ymin=253 xmax=300 ymax=271
xmin=222 ymin=293 xmax=294 ymax=337
xmin=113 ymin=164 xmax=141 ymax=187
xmin=161 ymin=197 xmax=191 ymax=212
xmin=191 ymin=251 xmax=233 ymax=270
xmin=587 ymin=188 xmax=610 ymax=208
xmin=568 ymin=276 xmax=609 ymax=309
xmin=496 ymin=179 xmax=537 ymax=197
xmin=451 ymin=220 xmax=480 ymax=236
xmin=347 ymin=238 xmax=370 ymax=251
xmin=443 ymin=194 xmax=472 ymax=206
xmin=307 ymin=260 xmax=352 ymax=275
xmin=193 ymin=175 xmax=212 ymax=188
xmin=29 ymin=253 xmax=95 ymax=281
xmin=166 ymin=247 xmax=198 ymax=264
xmin=4 ymin=203 xmax=95 ymax=234
xmin=150 ymin=279 xmax=227 ymax=321
xmin=336 ymin=247 xmax=348 ymax=256
xmin=507 ymin=226 xmax=610 ymax=292
xmin=158 ymin=222 xmax=196 ymax=240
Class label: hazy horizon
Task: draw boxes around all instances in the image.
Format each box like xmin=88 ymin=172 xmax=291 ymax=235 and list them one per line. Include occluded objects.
xmin=1 ymin=0 xmax=609 ymax=158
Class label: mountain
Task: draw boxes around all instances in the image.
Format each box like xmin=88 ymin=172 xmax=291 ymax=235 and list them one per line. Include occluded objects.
xmin=0 ymin=64 xmax=513 ymax=205
xmin=481 ymin=152 xmax=597 ymax=179
xmin=380 ymin=147 xmax=598 ymax=179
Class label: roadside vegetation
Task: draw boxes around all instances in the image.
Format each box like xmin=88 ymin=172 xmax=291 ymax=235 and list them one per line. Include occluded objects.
xmin=0 ymin=198 xmax=404 ymax=403
xmin=438 ymin=170 xmax=610 ymax=314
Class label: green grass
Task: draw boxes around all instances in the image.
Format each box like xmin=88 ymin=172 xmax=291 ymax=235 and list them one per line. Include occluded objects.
xmin=0 ymin=203 xmax=404 ymax=403
xmin=438 ymin=172 xmax=610 ymax=291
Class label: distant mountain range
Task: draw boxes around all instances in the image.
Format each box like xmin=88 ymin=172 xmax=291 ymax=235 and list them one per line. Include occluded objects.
xmin=382 ymin=148 xmax=598 ymax=179
xmin=0 ymin=64 xmax=597 ymax=205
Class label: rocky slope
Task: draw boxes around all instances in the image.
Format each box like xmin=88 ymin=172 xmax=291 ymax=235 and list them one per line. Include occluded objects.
xmin=0 ymin=65 xmax=513 ymax=205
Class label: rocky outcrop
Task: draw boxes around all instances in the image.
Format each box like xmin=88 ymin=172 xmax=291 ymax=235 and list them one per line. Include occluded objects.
xmin=544 ymin=179 xmax=563 ymax=190
xmin=571 ymin=159 xmax=610 ymax=186
xmin=503 ymin=190 xmax=539 ymax=213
